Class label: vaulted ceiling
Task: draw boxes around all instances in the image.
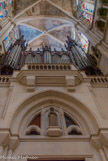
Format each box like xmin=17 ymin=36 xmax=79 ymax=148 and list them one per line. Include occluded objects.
xmin=14 ymin=0 xmax=76 ymax=51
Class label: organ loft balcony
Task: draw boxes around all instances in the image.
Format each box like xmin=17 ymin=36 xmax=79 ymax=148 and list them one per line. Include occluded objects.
xmin=0 ymin=36 xmax=108 ymax=92
xmin=16 ymin=63 xmax=82 ymax=92
xmin=0 ymin=63 xmax=108 ymax=94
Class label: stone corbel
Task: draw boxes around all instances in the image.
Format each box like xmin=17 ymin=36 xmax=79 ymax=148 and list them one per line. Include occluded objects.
xmin=26 ymin=76 xmax=35 ymax=92
xmin=8 ymin=136 xmax=19 ymax=151
xmin=0 ymin=131 xmax=10 ymax=147
xmin=91 ymin=136 xmax=102 ymax=150
xmin=6 ymin=136 xmax=19 ymax=161
xmin=0 ymin=131 xmax=10 ymax=155
xmin=99 ymin=130 xmax=108 ymax=147
xmin=47 ymin=126 xmax=62 ymax=137
xmin=66 ymin=76 xmax=75 ymax=92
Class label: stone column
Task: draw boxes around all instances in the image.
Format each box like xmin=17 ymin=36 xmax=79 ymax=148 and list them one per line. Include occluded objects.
xmin=7 ymin=149 xmax=13 ymax=161
xmin=91 ymin=136 xmax=108 ymax=161
xmin=7 ymin=136 xmax=19 ymax=161
xmin=60 ymin=108 xmax=67 ymax=136
xmin=99 ymin=149 xmax=107 ymax=161
xmin=41 ymin=108 xmax=45 ymax=136
xmin=103 ymin=145 xmax=108 ymax=160
xmin=3 ymin=146 xmax=8 ymax=161
xmin=0 ymin=131 xmax=10 ymax=157
xmin=0 ymin=146 xmax=3 ymax=155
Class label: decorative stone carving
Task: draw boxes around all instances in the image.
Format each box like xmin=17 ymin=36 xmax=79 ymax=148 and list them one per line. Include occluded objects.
xmin=47 ymin=108 xmax=62 ymax=137
xmin=0 ymin=131 xmax=10 ymax=147
xmin=66 ymin=76 xmax=75 ymax=92
xmin=67 ymin=125 xmax=82 ymax=135
xmin=47 ymin=126 xmax=62 ymax=137
xmin=8 ymin=136 xmax=19 ymax=150
xmin=48 ymin=107 xmax=58 ymax=127
xmin=26 ymin=76 xmax=35 ymax=92
xmin=25 ymin=125 xmax=41 ymax=135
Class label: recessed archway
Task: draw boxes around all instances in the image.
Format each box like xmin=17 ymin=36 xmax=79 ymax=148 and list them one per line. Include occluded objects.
xmin=9 ymin=90 xmax=100 ymax=137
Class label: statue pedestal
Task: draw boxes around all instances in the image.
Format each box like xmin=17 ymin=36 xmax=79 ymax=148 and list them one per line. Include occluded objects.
xmin=47 ymin=126 xmax=62 ymax=137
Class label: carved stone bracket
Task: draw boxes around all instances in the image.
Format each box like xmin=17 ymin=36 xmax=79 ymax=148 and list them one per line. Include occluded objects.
xmin=47 ymin=126 xmax=62 ymax=137
xmin=91 ymin=130 xmax=108 ymax=149
xmin=26 ymin=76 xmax=35 ymax=92
xmin=0 ymin=131 xmax=10 ymax=147
xmin=91 ymin=136 xmax=102 ymax=150
xmin=17 ymin=64 xmax=83 ymax=92
xmin=8 ymin=136 xmax=19 ymax=150
xmin=99 ymin=130 xmax=108 ymax=147
xmin=66 ymin=76 xmax=75 ymax=92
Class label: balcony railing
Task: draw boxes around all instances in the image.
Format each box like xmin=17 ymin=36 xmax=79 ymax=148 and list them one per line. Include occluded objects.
xmin=23 ymin=64 xmax=73 ymax=71
xmin=0 ymin=76 xmax=10 ymax=83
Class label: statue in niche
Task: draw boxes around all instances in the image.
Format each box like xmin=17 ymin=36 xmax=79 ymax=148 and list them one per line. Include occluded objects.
xmin=48 ymin=108 xmax=58 ymax=126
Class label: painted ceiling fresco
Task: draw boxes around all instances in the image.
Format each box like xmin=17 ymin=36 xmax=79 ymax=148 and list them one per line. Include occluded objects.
xmin=49 ymin=25 xmax=72 ymax=42
xmin=1 ymin=0 xmax=94 ymax=54
xmin=18 ymin=18 xmax=74 ymax=51
xmin=15 ymin=0 xmax=76 ymax=51
xmin=24 ymin=19 xmax=69 ymax=32
xmin=28 ymin=34 xmax=66 ymax=51
xmin=19 ymin=25 xmax=43 ymax=42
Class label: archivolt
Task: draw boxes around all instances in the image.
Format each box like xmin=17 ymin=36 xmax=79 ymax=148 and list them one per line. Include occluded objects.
xmin=10 ymin=89 xmax=100 ymax=136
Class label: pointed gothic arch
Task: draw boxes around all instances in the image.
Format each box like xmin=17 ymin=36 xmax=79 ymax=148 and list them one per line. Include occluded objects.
xmin=7 ymin=90 xmax=101 ymax=137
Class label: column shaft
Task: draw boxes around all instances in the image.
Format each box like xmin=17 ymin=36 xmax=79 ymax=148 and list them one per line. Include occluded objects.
xmin=99 ymin=149 xmax=107 ymax=161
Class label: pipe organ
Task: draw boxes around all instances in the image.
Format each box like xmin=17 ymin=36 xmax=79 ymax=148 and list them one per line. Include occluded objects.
xmin=0 ymin=36 xmax=27 ymax=74
xmin=43 ymin=46 xmax=52 ymax=64
xmin=66 ymin=36 xmax=91 ymax=70
xmin=0 ymin=36 xmax=103 ymax=76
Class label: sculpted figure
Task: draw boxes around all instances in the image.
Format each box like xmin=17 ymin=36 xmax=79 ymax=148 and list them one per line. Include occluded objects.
xmin=48 ymin=108 xmax=58 ymax=126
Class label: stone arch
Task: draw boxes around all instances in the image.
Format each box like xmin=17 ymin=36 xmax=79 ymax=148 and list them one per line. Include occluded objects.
xmin=15 ymin=16 xmax=75 ymax=26
xmin=25 ymin=125 xmax=41 ymax=135
xmin=9 ymin=90 xmax=101 ymax=137
xmin=67 ymin=125 xmax=83 ymax=135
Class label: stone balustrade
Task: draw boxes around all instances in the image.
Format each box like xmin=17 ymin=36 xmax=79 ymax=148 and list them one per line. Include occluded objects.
xmin=90 ymin=76 xmax=108 ymax=87
xmin=91 ymin=77 xmax=108 ymax=83
xmin=27 ymin=64 xmax=72 ymax=71
xmin=0 ymin=76 xmax=10 ymax=83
